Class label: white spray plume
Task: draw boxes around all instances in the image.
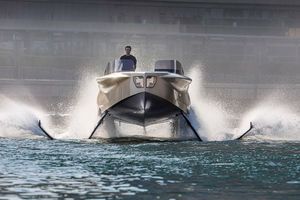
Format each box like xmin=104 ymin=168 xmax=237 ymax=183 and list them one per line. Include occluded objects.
xmin=0 ymin=96 xmax=49 ymax=139
xmin=63 ymin=73 xmax=99 ymax=139
xmin=239 ymin=98 xmax=300 ymax=141
xmin=187 ymin=66 xmax=232 ymax=141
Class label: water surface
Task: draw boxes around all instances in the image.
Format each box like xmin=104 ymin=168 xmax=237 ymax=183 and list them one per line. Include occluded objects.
xmin=0 ymin=138 xmax=299 ymax=199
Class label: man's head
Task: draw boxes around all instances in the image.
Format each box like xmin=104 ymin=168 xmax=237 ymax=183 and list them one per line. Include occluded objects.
xmin=125 ymin=46 xmax=131 ymax=55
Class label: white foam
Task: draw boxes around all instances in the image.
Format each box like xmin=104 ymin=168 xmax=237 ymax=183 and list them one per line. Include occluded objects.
xmin=187 ymin=66 xmax=232 ymax=141
xmin=239 ymin=100 xmax=300 ymax=141
xmin=187 ymin=66 xmax=300 ymax=141
xmin=61 ymin=73 xmax=99 ymax=139
xmin=0 ymin=96 xmax=49 ymax=139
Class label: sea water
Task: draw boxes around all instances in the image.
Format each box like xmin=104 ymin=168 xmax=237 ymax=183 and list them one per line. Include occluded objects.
xmin=0 ymin=139 xmax=299 ymax=199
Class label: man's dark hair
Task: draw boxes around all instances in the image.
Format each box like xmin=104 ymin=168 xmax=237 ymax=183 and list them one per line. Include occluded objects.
xmin=125 ymin=46 xmax=131 ymax=50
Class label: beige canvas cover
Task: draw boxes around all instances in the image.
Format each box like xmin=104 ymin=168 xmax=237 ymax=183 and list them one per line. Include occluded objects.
xmin=96 ymin=72 xmax=191 ymax=114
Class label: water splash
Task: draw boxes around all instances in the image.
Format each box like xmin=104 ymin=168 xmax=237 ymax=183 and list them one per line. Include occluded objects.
xmin=61 ymin=73 xmax=100 ymax=139
xmin=187 ymin=66 xmax=233 ymax=141
xmin=0 ymin=96 xmax=49 ymax=139
xmin=239 ymin=101 xmax=300 ymax=141
xmin=0 ymin=72 xmax=101 ymax=140
xmin=187 ymin=66 xmax=300 ymax=142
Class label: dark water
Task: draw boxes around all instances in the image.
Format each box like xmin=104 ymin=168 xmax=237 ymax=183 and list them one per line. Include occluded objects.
xmin=0 ymin=138 xmax=299 ymax=200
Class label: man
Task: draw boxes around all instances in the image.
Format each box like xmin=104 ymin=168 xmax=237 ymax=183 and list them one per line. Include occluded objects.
xmin=120 ymin=46 xmax=137 ymax=71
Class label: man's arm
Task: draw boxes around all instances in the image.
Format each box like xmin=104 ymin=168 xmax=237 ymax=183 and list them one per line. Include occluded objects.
xmin=133 ymin=56 xmax=137 ymax=71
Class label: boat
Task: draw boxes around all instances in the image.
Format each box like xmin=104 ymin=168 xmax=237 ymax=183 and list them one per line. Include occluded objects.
xmin=89 ymin=59 xmax=199 ymax=140
xmin=87 ymin=59 xmax=253 ymax=140
xmin=38 ymin=59 xmax=253 ymax=141
xmin=98 ymin=60 xmax=191 ymax=125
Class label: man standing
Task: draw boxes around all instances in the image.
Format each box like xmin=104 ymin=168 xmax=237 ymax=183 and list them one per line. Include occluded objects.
xmin=120 ymin=46 xmax=137 ymax=71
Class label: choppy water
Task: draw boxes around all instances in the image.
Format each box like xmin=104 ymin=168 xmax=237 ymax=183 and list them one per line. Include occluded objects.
xmin=0 ymin=138 xmax=299 ymax=199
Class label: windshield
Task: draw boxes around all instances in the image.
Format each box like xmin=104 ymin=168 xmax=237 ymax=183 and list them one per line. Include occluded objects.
xmin=104 ymin=59 xmax=135 ymax=75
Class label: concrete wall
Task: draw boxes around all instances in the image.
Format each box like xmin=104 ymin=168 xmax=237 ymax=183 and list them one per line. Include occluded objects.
xmin=0 ymin=0 xmax=299 ymax=111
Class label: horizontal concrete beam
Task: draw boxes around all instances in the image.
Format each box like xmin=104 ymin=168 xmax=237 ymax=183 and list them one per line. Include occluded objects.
xmin=0 ymin=19 xmax=180 ymax=34
xmin=149 ymin=0 xmax=300 ymax=6
xmin=0 ymin=19 xmax=295 ymax=40
xmin=0 ymin=79 xmax=76 ymax=98
xmin=9 ymin=0 xmax=300 ymax=6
